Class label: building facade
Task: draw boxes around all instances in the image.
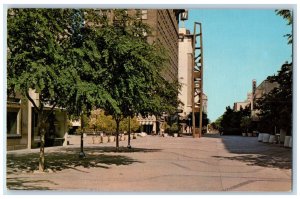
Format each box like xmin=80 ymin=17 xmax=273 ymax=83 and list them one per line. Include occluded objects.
xmin=7 ymin=90 xmax=68 ymax=150
xmin=251 ymin=79 xmax=279 ymax=121
xmin=178 ymin=27 xmax=193 ymax=118
xmin=133 ymin=9 xmax=184 ymax=133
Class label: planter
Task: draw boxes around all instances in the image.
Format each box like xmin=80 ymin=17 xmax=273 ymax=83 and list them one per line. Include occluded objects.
xmin=262 ymin=133 xmax=270 ymax=143
xmin=247 ymin=133 xmax=253 ymax=137
xmin=108 ymin=136 xmax=115 ymax=142
xmin=268 ymin=135 xmax=276 ymax=144
xmin=252 ymin=131 xmax=258 ymax=137
xmin=284 ymin=136 xmax=291 ymax=147
xmin=279 ymin=129 xmax=287 ymax=144
xmin=133 ymin=133 xmax=137 ymax=139
xmin=173 ymin=133 xmax=178 ymax=137
xmin=258 ymin=133 xmax=264 ymax=142
xmin=94 ymin=136 xmax=101 ymax=144
xmin=289 ymin=137 xmax=292 ymax=148
xmin=101 ymin=136 xmax=108 ymax=143
xmin=242 ymin=133 xmax=247 ymax=137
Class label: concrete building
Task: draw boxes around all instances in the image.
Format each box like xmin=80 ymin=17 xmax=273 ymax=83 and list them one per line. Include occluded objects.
xmin=7 ymin=90 xmax=68 ymax=150
xmin=233 ymin=92 xmax=252 ymax=111
xmin=178 ymin=27 xmax=208 ymax=118
xmin=178 ymin=27 xmax=193 ymax=118
xmin=251 ymin=79 xmax=279 ymax=121
xmin=128 ymin=9 xmax=184 ymax=134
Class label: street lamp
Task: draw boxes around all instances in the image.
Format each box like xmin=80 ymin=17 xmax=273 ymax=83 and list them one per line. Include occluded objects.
xmin=79 ymin=113 xmax=86 ymax=158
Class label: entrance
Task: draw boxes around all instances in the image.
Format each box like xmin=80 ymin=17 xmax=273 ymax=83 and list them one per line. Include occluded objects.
xmin=142 ymin=124 xmax=153 ymax=134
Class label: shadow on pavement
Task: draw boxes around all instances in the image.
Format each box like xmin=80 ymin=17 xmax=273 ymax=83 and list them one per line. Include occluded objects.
xmin=7 ymin=146 xmax=161 ymax=174
xmin=215 ymin=135 xmax=292 ymax=169
xmin=6 ymin=177 xmax=54 ymax=190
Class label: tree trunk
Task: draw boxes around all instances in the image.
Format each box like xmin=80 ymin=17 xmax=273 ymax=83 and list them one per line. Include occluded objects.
xmin=116 ymin=119 xmax=120 ymax=151
xmin=38 ymin=112 xmax=46 ymax=172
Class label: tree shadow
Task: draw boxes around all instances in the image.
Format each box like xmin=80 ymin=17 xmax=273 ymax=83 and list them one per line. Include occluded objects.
xmin=6 ymin=177 xmax=55 ymax=190
xmin=65 ymin=146 xmax=162 ymax=154
xmin=215 ymin=135 xmax=292 ymax=169
xmin=7 ymin=146 xmax=161 ymax=174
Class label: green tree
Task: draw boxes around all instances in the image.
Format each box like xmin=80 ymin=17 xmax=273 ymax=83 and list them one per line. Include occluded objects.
xmin=7 ymin=9 xmax=113 ymax=170
xmin=7 ymin=9 xmax=83 ymax=171
xmin=256 ymin=62 xmax=292 ymax=135
xmin=219 ymin=106 xmax=249 ymax=134
xmin=119 ymin=116 xmax=140 ymax=133
xmin=275 ymin=9 xmax=292 ymax=45
xmin=94 ymin=10 xmax=179 ymax=150
xmin=240 ymin=116 xmax=251 ymax=133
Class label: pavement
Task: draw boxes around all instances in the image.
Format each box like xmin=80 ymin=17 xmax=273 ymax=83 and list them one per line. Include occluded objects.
xmin=5 ymin=133 xmax=293 ymax=193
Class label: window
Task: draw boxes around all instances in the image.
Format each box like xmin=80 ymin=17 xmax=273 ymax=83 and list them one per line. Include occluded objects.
xmin=7 ymin=108 xmax=21 ymax=136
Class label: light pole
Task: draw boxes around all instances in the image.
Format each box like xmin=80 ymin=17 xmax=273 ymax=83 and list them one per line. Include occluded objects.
xmin=79 ymin=113 xmax=86 ymax=158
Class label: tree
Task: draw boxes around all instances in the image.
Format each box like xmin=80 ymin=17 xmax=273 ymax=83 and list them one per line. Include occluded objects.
xmin=275 ymin=9 xmax=292 ymax=45
xmin=219 ymin=106 xmax=250 ymax=134
xmin=7 ymin=9 xmax=82 ymax=171
xmin=7 ymin=9 xmax=113 ymax=170
xmin=256 ymin=62 xmax=292 ymax=135
xmin=119 ymin=116 xmax=140 ymax=133
xmin=240 ymin=116 xmax=251 ymax=133
xmin=93 ymin=10 xmax=179 ymax=150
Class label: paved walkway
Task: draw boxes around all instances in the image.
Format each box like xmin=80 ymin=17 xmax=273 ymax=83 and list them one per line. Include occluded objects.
xmin=6 ymin=133 xmax=293 ymax=193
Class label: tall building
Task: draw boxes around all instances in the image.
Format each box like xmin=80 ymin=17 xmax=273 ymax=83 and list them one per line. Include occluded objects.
xmin=97 ymin=9 xmax=183 ymax=83
xmin=178 ymin=27 xmax=208 ymax=123
xmin=178 ymin=27 xmax=193 ymax=118
xmin=144 ymin=9 xmax=183 ymax=82
xmin=132 ymin=9 xmax=184 ymax=134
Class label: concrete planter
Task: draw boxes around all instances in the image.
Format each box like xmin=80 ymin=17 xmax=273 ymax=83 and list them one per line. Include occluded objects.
xmin=268 ymin=135 xmax=276 ymax=144
xmin=289 ymin=137 xmax=292 ymax=148
xmin=279 ymin=129 xmax=287 ymax=144
xmin=284 ymin=136 xmax=291 ymax=147
xmin=133 ymin=133 xmax=137 ymax=139
xmin=108 ymin=136 xmax=115 ymax=142
xmin=242 ymin=132 xmax=247 ymax=137
xmin=252 ymin=131 xmax=258 ymax=137
xmin=258 ymin=133 xmax=264 ymax=142
xmin=173 ymin=133 xmax=178 ymax=137
xmin=102 ymin=136 xmax=108 ymax=143
xmin=247 ymin=132 xmax=253 ymax=137
xmin=94 ymin=136 xmax=101 ymax=144
xmin=262 ymin=133 xmax=270 ymax=143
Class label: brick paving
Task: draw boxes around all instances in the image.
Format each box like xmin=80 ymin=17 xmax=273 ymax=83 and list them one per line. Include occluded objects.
xmin=5 ymin=133 xmax=293 ymax=193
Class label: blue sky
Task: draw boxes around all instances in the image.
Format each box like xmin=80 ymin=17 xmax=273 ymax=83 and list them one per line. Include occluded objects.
xmin=183 ymin=9 xmax=292 ymax=122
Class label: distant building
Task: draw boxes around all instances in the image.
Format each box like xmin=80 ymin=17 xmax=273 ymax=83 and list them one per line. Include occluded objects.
xmin=233 ymin=92 xmax=251 ymax=111
xmin=251 ymin=79 xmax=279 ymax=121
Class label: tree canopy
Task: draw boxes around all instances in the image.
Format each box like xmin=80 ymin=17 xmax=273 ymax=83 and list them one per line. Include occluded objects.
xmin=255 ymin=62 xmax=292 ymax=135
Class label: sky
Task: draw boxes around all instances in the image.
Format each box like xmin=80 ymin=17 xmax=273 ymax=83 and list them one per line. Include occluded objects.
xmin=183 ymin=9 xmax=292 ymax=122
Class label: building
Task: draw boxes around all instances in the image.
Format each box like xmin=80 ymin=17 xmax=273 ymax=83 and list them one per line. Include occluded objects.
xmin=178 ymin=26 xmax=208 ymax=133
xmin=178 ymin=27 xmax=193 ymax=118
xmin=130 ymin=9 xmax=185 ymax=133
xmin=233 ymin=92 xmax=251 ymax=111
xmin=7 ymin=90 xmax=68 ymax=150
xmin=251 ymin=79 xmax=279 ymax=121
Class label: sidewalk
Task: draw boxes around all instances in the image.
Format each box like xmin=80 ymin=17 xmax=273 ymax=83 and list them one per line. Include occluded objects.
xmin=6 ymin=133 xmax=292 ymax=192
